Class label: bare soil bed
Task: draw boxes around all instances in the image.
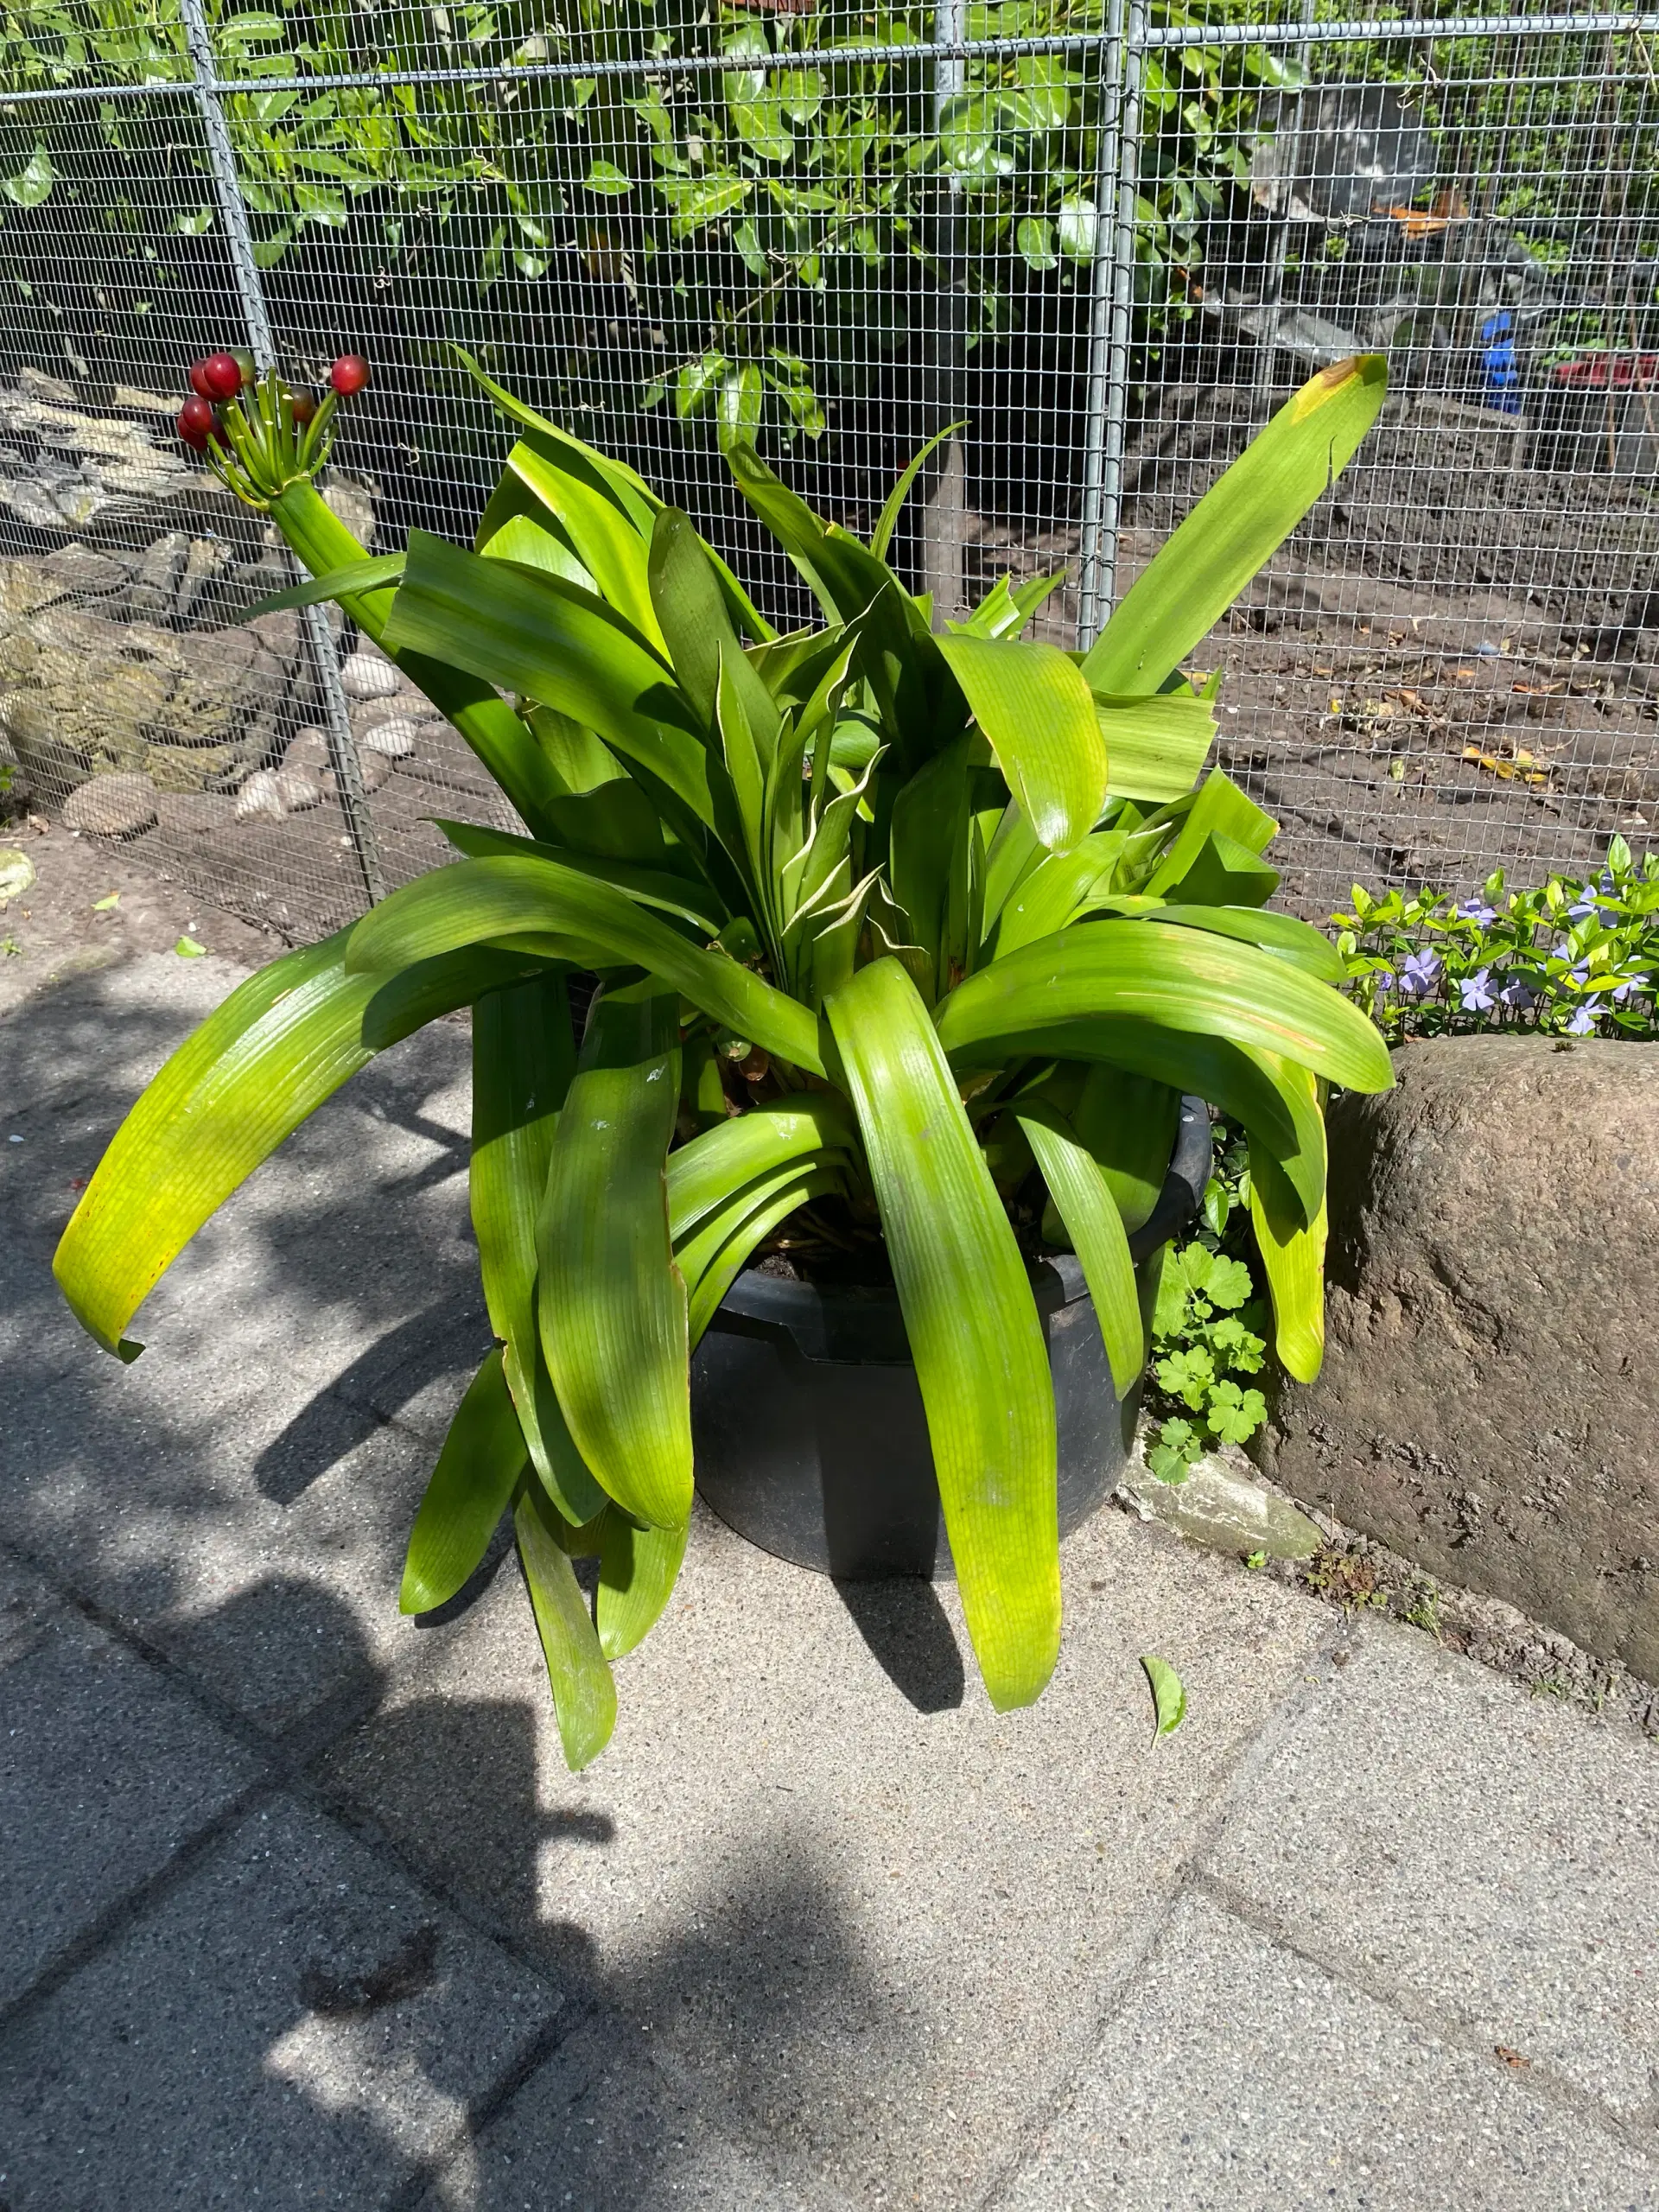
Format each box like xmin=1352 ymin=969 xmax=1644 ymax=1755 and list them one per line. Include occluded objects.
xmin=969 ymin=385 xmax=1659 ymax=914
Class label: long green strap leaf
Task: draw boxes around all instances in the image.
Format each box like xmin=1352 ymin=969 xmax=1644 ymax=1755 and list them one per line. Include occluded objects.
xmin=345 ymin=854 xmax=826 ymax=1076
xmin=1082 ymin=355 xmax=1387 ymax=696
xmin=268 ymin=480 xmax=565 ymax=837
xmin=383 ymin=530 xmax=720 ymax=832
xmin=1069 ymin=1062 xmax=1181 ymax=1236
xmin=870 ymin=420 xmax=963 ymax=559
xmin=538 ymin=985 xmax=691 ymax=1529
xmin=507 ymin=441 xmax=665 ymax=648
xmin=1014 ymin=1103 xmax=1143 ymax=1395
xmin=514 ymin=1484 xmax=617 ymax=1770
xmin=937 ymin=632 xmax=1108 ymax=856
xmin=1094 ymin=690 xmax=1217 ymax=803
xmin=54 ymin=934 xmax=516 ymax=1355
xmin=471 ymin=977 xmax=607 ymax=1527
xmin=665 ymin=1095 xmax=857 ymax=1243
xmin=826 ymin=958 xmax=1059 ymax=1713
xmin=936 ymin=921 xmax=1394 ymax=1094
xmin=598 ymin=1511 xmax=690 ymax=1659
xmin=675 ymin=1160 xmax=846 ymax=1343
xmin=400 ymin=1347 xmax=529 ymax=1614
xmin=438 ymin=818 xmax=727 ymax=935
xmin=1248 ymin=1066 xmax=1329 ymax=1384
xmin=1084 ymin=899 xmax=1345 ymax=982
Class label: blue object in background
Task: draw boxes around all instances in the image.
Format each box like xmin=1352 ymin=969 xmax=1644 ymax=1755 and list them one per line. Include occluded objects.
xmin=1480 ymin=311 xmax=1522 ymax=414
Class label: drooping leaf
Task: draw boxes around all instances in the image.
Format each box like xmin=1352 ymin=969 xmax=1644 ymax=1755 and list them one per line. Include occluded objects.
xmin=537 ymin=983 xmax=690 ymax=1529
xmin=437 ymin=819 xmax=726 ymax=934
xmin=665 ymin=1095 xmax=857 ymax=1243
xmin=1141 ymin=1652 xmax=1187 ymax=1739
xmin=344 ymin=854 xmax=826 ymax=1076
xmin=1084 ymin=899 xmax=1345 ymax=982
xmin=470 ymin=975 xmax=607 ymax=1527
xmin=1069 ymin=1062 xmax=1181 ymax=1235
xmin=514 ymin=1483 xmax=617 ymax=1770
xmin=825 ymin=958 xmax=1059 ymax=1712
xmin=1248 ymin=1077 xmax=1329 ymax=1384
xmin=597 ymin=1510 xmax=690 ymax=1658
xmin=937 ymin=632 xmax=1107 ymax=855
xmin=54 ymin=935 xmax=523 ymax=1356
xmin=1014 ymin=1101 xmax=1143 ymax=1394
xmin=400 ymin=1347 xmax=529 ymax=1614
xmin=1083 ymin=356 xmax=1388 ymax=695
xmin=675 ymin=1160 xmax=846 ymax=1344
xmin=936 ymin=921 xmax=1393 ymax=1094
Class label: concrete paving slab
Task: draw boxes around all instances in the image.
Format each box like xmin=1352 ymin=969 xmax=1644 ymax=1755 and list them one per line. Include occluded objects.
xmin=416 ymin=2012 xmax=856 ymax=2212
xmin=320 ymin=1501 xmax=1332 ymax=2209
xmin=0 ymin=1794 xmax=566 ymax=2212
xmin=1200 ymin=1618 xmax=1659 ymax=2130
xmin=999 ymin=1891 xmax=1656 ymax=2211
xmin=0 ymin=1556 xmax=263 ymax=2011
xmin=0 ymin=955 xmax=490 ymax=1740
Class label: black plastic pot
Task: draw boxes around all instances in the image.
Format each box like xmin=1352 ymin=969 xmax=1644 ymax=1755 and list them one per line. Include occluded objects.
xmin=690 ymin=1096 xmax=1212 ymax=1580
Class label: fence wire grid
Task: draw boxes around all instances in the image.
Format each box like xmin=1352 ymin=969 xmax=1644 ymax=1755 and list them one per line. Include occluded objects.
xmin=4 ymin=2 xmax=1659 ymax=939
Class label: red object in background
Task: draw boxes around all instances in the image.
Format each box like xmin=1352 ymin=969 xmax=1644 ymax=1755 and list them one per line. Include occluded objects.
xmin=196 ymin=351 xmax=246 ymax=401
xmin=288 ymin=387 xmax=318 ymax=426
xmin=329 ymin=353 xmax=371 ymax=396
xmin=177 ymin=395 xmax=218 ymax=450
xmin=1552 ymin=351 xmax=1659 ymax=390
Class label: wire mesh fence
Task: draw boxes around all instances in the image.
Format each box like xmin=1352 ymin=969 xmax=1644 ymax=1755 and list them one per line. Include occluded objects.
xmin=3 ymin=3 xmax=1659 ymax=941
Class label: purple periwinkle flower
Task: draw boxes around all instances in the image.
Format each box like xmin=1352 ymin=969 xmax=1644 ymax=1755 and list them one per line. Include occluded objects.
xmin=1456 ymin=898 xmax=1497 ymax=924
xmin=1371 ymin=967 xmax=1396 ymax=995
xmin=1565 ymin=1004 xmax=1598 ymax=1035
xmin=1497 ymin=974 xmax=1541 ymax=1012
xmin=1458 ymin=967 xmax=1497 ymax=1013
xmin=1398 ymin=949 xmax=1443 ymax=1001
xmin=1611 ymin=975 xmax=1650 ymax=1005
xmin=1567 ymin=892 xmax=1599 ymax=921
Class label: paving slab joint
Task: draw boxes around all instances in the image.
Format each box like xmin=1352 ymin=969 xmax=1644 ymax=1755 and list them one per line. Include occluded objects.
xmin=1190 ymin=1863 xmax=1658 ymax=2160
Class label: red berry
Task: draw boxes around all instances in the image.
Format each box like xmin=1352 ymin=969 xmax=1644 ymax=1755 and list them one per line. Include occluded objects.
xmin=287 ymin=387 xmax=318 ymax=426
xmin=232 ymin=348 xmax=257 ymax=386
xmin=188 ymin=359 xmax=216 ymax=400
xmin=199 ymin=350 xmax=245 ymax=401
xmin=177 ymin=395 xmax=218 ymax=451
xmin=329 ymin=353 xmax=370 ymax=397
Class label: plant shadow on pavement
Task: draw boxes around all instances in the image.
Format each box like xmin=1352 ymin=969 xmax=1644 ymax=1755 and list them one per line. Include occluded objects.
xmin=0 ymin=964 xmax=925 ymax=2207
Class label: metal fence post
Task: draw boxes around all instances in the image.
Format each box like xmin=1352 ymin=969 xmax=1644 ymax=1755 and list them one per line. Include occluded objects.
xmin=1077 ymin=0 xmax=1145 ymax=651
xmin=179 ymin=0 xmax=385 ymax=906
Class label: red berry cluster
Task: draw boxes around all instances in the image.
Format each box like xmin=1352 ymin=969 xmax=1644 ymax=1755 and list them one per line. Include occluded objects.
xmin=175 ymin=351 xmax=369 ymax=454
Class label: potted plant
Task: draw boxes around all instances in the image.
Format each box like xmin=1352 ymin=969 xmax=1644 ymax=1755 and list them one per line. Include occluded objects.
xmin=54 ymin=349 xmax=1392 ymax=1766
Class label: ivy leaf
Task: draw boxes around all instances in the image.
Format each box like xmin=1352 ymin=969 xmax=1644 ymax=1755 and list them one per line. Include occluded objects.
xmin=1141 ymin=1654 xmax=1187 ymax=1740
